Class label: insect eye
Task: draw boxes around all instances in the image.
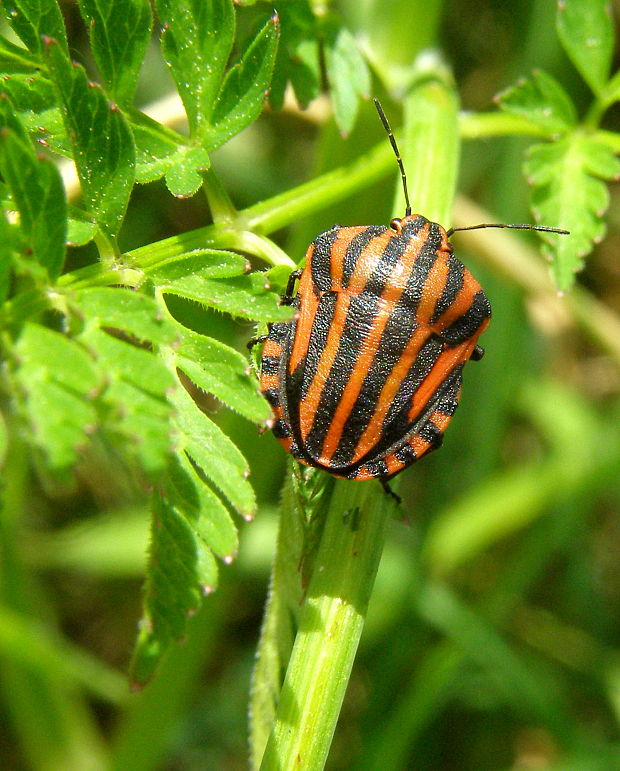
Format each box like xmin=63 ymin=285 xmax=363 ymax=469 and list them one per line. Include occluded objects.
xmin=389 ymin=218 xmax=402 ymax=232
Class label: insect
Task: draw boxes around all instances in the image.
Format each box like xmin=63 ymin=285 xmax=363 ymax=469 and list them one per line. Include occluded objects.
xmin=254 ymin=99 xmax=568 ymax=497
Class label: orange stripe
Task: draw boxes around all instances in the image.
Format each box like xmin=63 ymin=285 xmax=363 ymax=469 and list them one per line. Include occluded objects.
xmin=384 ymin=454 xmax=406 ymax=476
xmin=262 ymin=339 xmax=282 ymax=358
xmin=406 ymin=339 xmax=475 ymax=423
xmin=433 ymin=270 xmax=481 ymax=330
xmin=346 ymin=231 xmax=392 ymax=293
xmin=330 ymin=227 xmax=367 ymax=287
xmin=416 ymin=253 xmax=450 ymax=324
xmin=288 ymin=270 xmax=317 ymax=374
xmin=298 ymin=293 xmax=352 ymax=441
xmin=260 ymin=373 xmax=279 ymax=391
xmin=318 ymin=301 xmax=393 ymax=462
xmin=351 ymin=325 xmax=430 ymax=460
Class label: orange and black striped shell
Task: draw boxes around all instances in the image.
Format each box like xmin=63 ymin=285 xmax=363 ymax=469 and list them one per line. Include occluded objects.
xmin=259 ymin=214 xmax=491 ymax=481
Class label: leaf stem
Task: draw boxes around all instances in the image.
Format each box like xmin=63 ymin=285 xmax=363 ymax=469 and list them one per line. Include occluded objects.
xmin=202 ymin=167 xmax=237 ymax=225
xmin=459 ymin=111 xmax=551 ymax=140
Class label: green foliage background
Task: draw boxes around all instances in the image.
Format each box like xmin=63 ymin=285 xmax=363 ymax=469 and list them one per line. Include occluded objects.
xmin=1 ymin=0 xmax=620 ymax=769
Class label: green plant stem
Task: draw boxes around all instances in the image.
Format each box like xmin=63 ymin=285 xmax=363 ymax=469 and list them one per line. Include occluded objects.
xmin=403 ymin=75 xmax=459 ymax=223
xmin=202 ymin=167 xmax=237 ymax=225
xmin=241 ymin=140 xmax=394 ymax=234
xmin=259 ymin=73 xmax=461 ymax=771
xmin=459 ymin=111 xmax=551 ymax=140
xmin=259 ymin=480 xmax=391 ymax=770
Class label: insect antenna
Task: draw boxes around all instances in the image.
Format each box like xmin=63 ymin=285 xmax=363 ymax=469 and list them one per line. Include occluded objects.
xmin=446 ymin=223 xmax=569 ymax=236
xmin=373 ymin=98 xmax=411 ymax=217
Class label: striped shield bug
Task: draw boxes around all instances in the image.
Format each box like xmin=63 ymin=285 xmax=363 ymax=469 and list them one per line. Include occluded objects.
xmin=254 ymin=99 xmax=568 ymax=497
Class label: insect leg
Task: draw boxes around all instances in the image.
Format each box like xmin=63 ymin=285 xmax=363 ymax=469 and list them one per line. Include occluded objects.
xmin=247 ymin=334 xmax=268 ymax=351
xmin=380 ymin=478 xmax=402 ymax=505
xmin=281 ymin=268 xmax=303 ymax=306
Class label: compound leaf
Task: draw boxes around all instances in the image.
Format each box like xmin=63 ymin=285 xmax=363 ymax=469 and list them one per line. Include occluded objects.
xmin=12 ymin=323 xmax=99 ymax=470
xmin=0 ymin=100 xmax=66 ymax=280
xmin=0 ymin=0 xmax=68 ymax=57
xmin=207 ymin=14 xmax=279 ymax=149
xmin=524 ymin=134 xmax=620 ymax=291
xmin=77 ymin=0 xmax=152 ymax=107
xmin=71 ymin=287 xmax=177 ymax=345
xmin=44 ymin=38 xmax=135 ymax=239
xmin=556 ymin=0 xmax=614 ymax=96
xmin=170 ymin=383 xmax=255 ymax=519
xmin=175 ymin=326 xmax=270 ymax=423
xmin=156 ymin=0 xmax=235 ymax=137
xmin=496 ymin=69 xmax=577 ymax=135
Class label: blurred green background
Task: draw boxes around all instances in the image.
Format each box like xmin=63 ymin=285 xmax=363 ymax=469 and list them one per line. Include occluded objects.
xmin=3 ymin=0 xmax=620 ymax=769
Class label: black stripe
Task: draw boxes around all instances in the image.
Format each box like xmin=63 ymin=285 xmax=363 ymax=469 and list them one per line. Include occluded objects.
xmin=363 ymin=228 xmax=411 ymax=295
xmin=298 ymin=292 xmax=338 ymax=400
xmin=368 ymin=366 xmax=461 ymax=464
xmin=382 ymin=335 xmax=444 ymax=431
xmin=260 ymin=356 xmax=280 ymax=376
xmin=394 ymin=443 xmax=416 ymax=464
xmin=303 ymin=293 xmax=380 ymax=461
xmin=417 ymin=419 xmax=443 ymax=446
xmin=434 ymin=371 xmax=462 ymax=415
xmin=311 ymin=225 xmax=341 ymax=292
xmin=266 ymin=321 xmax=291 ymax=345
xmin=442 ymin=289 xmax=491 ymax=346
xmin=284 ymin=294 xmax=336 ymax=465
xmin=400 ymin=221 xmax=443 ymax=311
xmin=329 ymin=301 xmax=420 ymax=467
xmin=272 ymin=418 xmax=291 ymax=439
xmin=363 ymin=458 xmax=389 ymax=478
xmin=430 ymin=253 xmax=464 ymax=324
xmin=341 ymin=225 xmax=385 ymax=287
xmin=262 ymin=388 xmax=280 ymax=407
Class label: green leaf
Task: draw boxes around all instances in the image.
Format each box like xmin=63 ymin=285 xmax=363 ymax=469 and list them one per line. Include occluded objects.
xmin=130 ymin=370 xmax=250 ymax=684
xmin=323 ymin=22 xmax=370 ymax=135
xmin=206 ymin=14 xmax=279 ymax=149
xmin=0 ymin=35 xmax=41 ymax=72
xmin=269 ymin=1 xmax=319 ymax=110
xmin=496 ymin=69 xmax=577 ymax=135
xmin=67 ymin=207 xmax=97 ymax=247
xmin=145 ymin=249 xmax=248 ymax=280
xmin=77 ymin=0 xmax=152 ymax=107
xmin=44 ymin=38 xmax=135 ymax=238
xmin=79 ymin=327 xmax=174 ymax=474
xmin=0 ymin=72 xmax=62 ymax=133
xmin=289 ymin=38 xmax=321 ymax=108
xmin=0 ymin=0 xmax=68 ymax=57
xmin=0 ymin=212 xmax=14 ymax=302
xmin=128 ymin=109 xmax=210 ymax=195
xmin=171 ymin=384 xmax=256 ymax=519
xmin=167 ymin=451 xmax=238 ymax=560
xmin=0 ymin=99 xmax=66 ymax=280
xmin=150 ymin=260 xmax=293 ymax=322
xmin=156 ymin=0 xmax=235 ymax=137
xmin=175 ymin=326 xmax=271 ymax=423
xmin=131 ymin=489 xmax=219 ymax=684
xmin=71 ymin=287 xmax=177 ymax=344
xmin=12 ymin=323 xmax=99 ymax=470
xmin=556 ymin=0 xmax=614 ymax=96
xmin=164 ymin=146 xmax=211 ymax=198
xmin=524 ymin=134 xmax=620 ymax=291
